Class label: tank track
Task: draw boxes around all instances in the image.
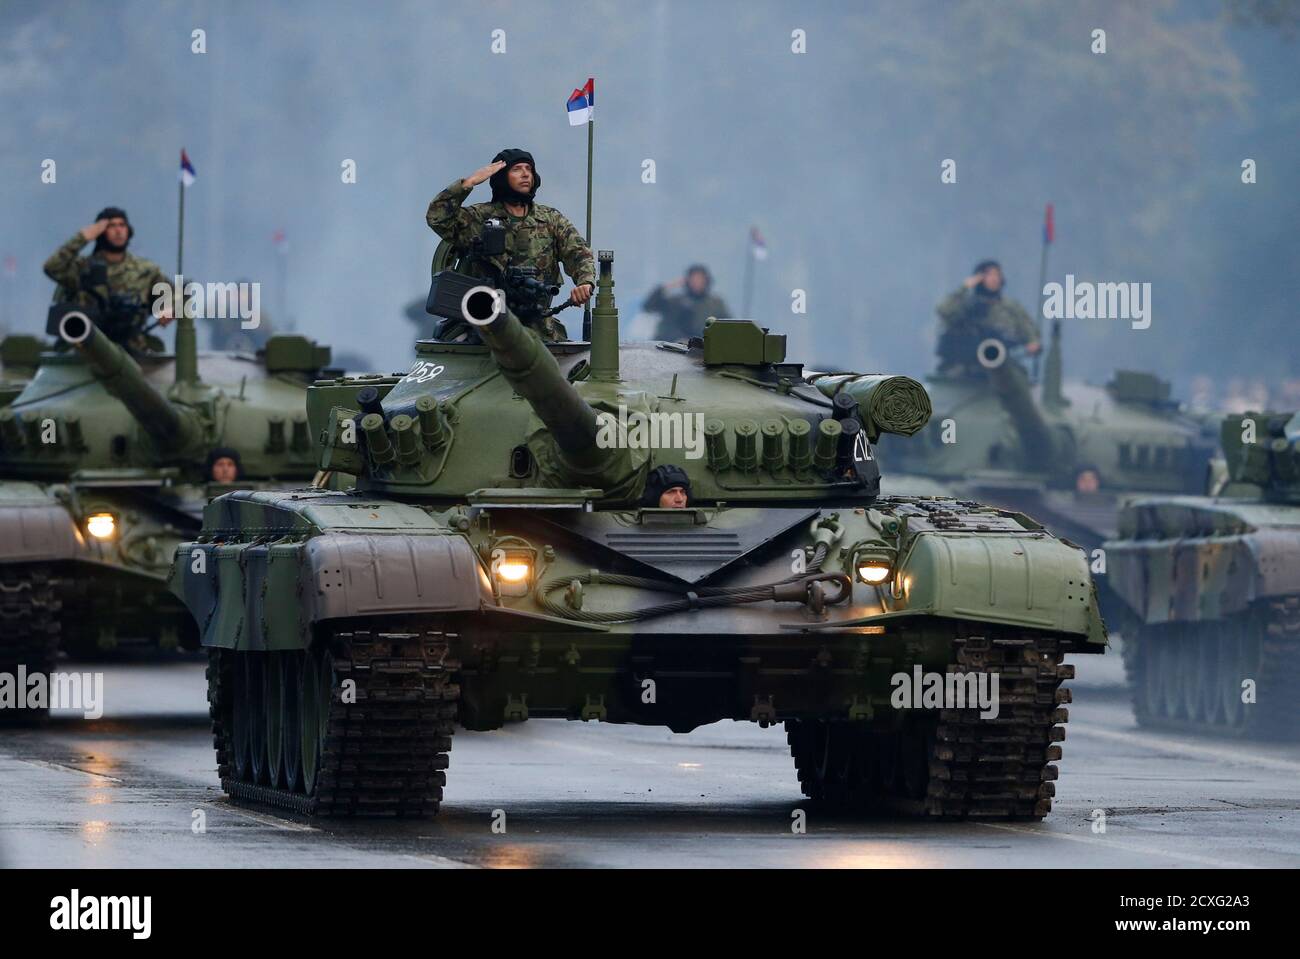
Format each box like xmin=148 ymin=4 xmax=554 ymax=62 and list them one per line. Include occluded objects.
xmin=213 ymin=627 xmax=460 ymax=817
xmin=787 ymin=632 xmax=1072 ymax=819
xmin=0 ymin=566 xmax=63 ymax=725
xmin=1129 ymin=597 xmax=1300 ymax=739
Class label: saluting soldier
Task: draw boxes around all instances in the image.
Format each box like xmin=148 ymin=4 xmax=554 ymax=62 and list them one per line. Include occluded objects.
xmin=934 ymin=260 xmax=1039 ymax=376
xmin=426 ymin=149 xmax=594 ymax=342
xmin=43 ymin=207 xmax=172 ymax=352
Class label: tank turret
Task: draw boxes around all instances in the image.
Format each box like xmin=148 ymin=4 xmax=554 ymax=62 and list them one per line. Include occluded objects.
xmin=464 ymin=257 xmax=628 ymax=484
xmin=1219 ymin=410 xmax=1300 ymax=502
xmin=56 ymin=311 xmax=203 ymax=454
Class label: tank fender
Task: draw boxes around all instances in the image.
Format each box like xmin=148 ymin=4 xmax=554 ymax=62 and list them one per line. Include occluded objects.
xmin=0 ymin=483 xmax=84 ymax=564
xmin=893 ymin=532 xmax=1098 ymax=637
xmin=175 ymin=531 xmax=494 ymax=650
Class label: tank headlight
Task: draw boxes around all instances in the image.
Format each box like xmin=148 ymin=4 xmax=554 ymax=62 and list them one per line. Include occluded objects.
xmin=851 ymin=540 xmax=896 ymax=585
xmin=86 ymin=512 xmax=117 ymax=540
xmin=492 ymin=548 xmax=535 ymax=597
xmin=856 ymin=561 xmax=892 ymax=584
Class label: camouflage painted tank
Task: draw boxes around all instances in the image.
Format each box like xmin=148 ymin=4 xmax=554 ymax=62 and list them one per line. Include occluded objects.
xmin=0 ymin=312 xmax=334 ymax=722
xmin=170 ymin=250 xmax=1106 ymax=820
xmin=1104 ymin=412 xmax=1300 ymax=738
xmin=878 ymin=320 xmax=1217 ymax=614
xmin=881 ymin=321 xmax=1215 ymax=528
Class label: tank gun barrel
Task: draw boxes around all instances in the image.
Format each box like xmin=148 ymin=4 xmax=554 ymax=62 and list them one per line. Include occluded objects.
xmin=464 ymin=292 xmax=603 ymax=466
xmin=986 ymin=354 xmax=1060 ymax=468
xmin=58 ymin=312 xmax=201 ymax=452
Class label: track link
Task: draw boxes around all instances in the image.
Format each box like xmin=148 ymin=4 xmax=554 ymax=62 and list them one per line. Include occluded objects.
xmin=787 ymin=632 xmax=1072 ymax=820
xmin=215 ymin=627 xmax=460 ymax=817
xmin=0 ymin=566 xmax=62 ymax=725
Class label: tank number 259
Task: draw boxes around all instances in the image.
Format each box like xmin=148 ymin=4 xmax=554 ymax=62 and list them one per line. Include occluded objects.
xmin=403 ymin=361 xmax=446 ymax=384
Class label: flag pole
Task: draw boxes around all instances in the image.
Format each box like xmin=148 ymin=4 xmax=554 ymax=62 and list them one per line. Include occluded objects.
xmin=1033 ymin=205 xmax=1051 ymax=382
xmin=742 ymin=238 xmax=754 ymax=317
xmin=582 ymin=98 xmax=594 ymax=341
xmin=177 ymin=170 xmax=185 ymax=279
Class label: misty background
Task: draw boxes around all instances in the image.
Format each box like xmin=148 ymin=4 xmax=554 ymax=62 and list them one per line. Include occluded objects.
xmin=1 ymin=0 xmax=1296 ymax=400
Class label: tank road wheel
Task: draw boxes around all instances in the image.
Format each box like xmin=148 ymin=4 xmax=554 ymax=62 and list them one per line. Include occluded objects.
xmin=1158 ymin=633 xmax=1183 ymax=721
xmin=1177 ymin=629 xmax=1205 ymax=723
xmin=1197 ymin=627 xmax=1223 ymax=726
xmin=264 ymin=652 xmax=286 ymax=789
xmin=298 ymin=645 xmax=331 ymax=797
xmin=280 ymin=651 xmax=304 ymax=792
xmin=1219 ymin=620 xmax=1248 ymax=731
xmin=231 ymin=653 xmax=254 ymax=782
xmin=246 ymin=654 xmax=269 ymax=786
xmin=1137 ymin=631 xmax=1165 ymax=723
xmin=0 ymin=566 xmax=62 ymax=726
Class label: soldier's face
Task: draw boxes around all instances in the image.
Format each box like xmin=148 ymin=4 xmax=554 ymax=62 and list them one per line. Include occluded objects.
xmin=210 ymin=457 xmax=239 ymax=483
xmin=686 ymin=270 xmax=708 ymax=295
xmin=659 ymin=486 xmax=689 ymax=509
xmin=507 ymin=163 xmax=533 ymax=193
xmin=104 ymin=219 xmax=130 ymax=248
xmin=981 ymin=267 xmax=1003 ymax=292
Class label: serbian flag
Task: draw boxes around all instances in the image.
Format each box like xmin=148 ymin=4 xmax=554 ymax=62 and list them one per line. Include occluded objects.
xmin=566 ymin=78 xmax=594 ymax=125
xmin=750 ymin=226 xmax=768 ymax=261
xmin=179 ymin=149 xmax=196 ymax=186
xmin=1043 ymin=203 xmax=1054 ymax=244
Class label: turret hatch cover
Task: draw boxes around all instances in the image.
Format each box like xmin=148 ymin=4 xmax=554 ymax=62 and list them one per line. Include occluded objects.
xmin=540 ymin=507 xmax=821 ymax=584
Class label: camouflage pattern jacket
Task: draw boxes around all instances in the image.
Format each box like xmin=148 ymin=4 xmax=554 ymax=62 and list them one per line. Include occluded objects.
xmin=935 ymin=287 xmax=1038 ymax=374
xmin=426 ymin=179 xmax=594 ymax=341
xmin=643 ymin=286 xmax=731 ymax=342
xmin=43 ymin=233 xmax=169 ymax=349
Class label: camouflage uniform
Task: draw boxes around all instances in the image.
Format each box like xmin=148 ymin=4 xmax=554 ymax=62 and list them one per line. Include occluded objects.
xmin=643 ymin=286 xmax=731 ymax=342
xmin=43 ymin=233 xmax=169 ymax=351
xmin=426 ymin=179 xmax=594 ymax=342
xmin=935 ymin=287 xmax=1038 ymax=375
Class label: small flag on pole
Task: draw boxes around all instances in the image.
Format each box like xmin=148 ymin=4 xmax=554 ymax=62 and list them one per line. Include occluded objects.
xmin=179 ymin=149 xmax=196 ymax=187
xmin=750 ymin=226 xmax=768 ymax=261
xmin=1043 ymin=203 xmax=1054 ymax=245
xmin=566 ymin=78 xmax=594 ymax=125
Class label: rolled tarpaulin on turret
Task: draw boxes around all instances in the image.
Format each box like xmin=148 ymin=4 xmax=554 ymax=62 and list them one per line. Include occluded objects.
xmin=810 ymin=373 xmax=932 ymax=440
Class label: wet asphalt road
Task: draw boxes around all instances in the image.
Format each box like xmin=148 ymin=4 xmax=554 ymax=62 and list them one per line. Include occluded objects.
xmin=2 ymin=655 xmax=1299 ymax=869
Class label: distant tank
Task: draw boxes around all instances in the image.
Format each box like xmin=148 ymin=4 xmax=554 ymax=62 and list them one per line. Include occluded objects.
xmin=1104 ymin=411 xmax=1300 ymax=738
xmin=0 ymin=311 xmax=336 ymax=723
xmin=878 ymin=320 xmax=1218 ymax=611
xmin=169 ymin=242 xmax=1105 ymax=819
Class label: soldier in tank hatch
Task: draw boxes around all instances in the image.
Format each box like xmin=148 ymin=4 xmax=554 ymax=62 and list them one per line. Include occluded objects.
xmin=935 ymin=260 xmax=1039 ymax=377
xmin=44 ymin=207 xmax=173 ymax=353
xmin=426 ymin=149 xmax=594 ymax=342
xmin=641 ymin=464 xmax=692 ymax=508
xmin=643 ymin=264 xmax=731 ymax=343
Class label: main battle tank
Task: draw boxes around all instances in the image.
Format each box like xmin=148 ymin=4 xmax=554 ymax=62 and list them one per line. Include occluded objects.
xmin=878 ymin=320 xmax=1217 ymax=616
xmin=0 ymin=311 xmax=335 ymax=722
xmin=1103 ymin=412 xmax=1300 ymax=738
xmin=170 ymin=250 xmax=1106 ymax=819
